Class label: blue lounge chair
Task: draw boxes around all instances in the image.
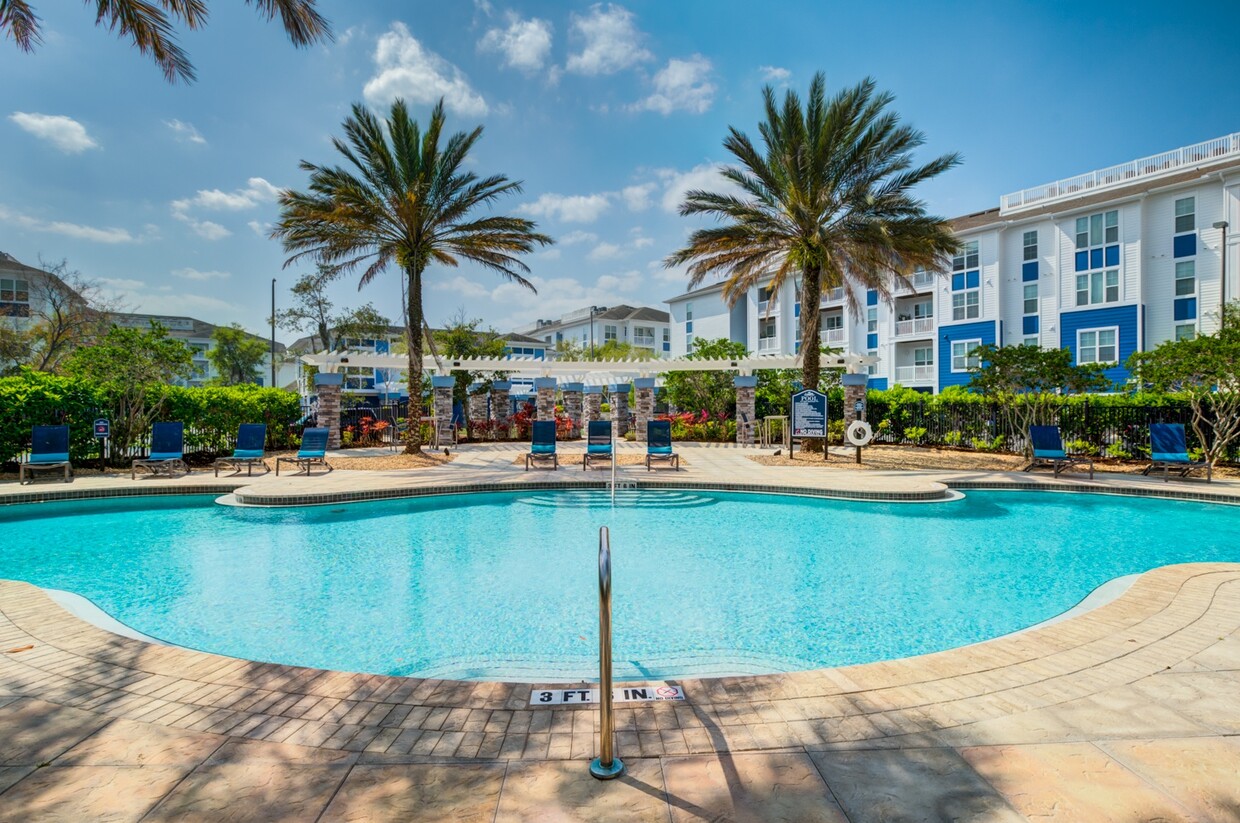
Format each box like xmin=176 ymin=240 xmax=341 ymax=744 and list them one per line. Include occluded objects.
xmin=132 ymin=421 xmax=187 ymax=478
xmin=213 ymin=423 xmax=270 ymax=476
xmin=1143 ymin=423 xmax=1211 ymax=482
xmin=582 ymin=420 xmax=613 ymax=470
xmin=525 ymin=420 xmax=558 ymax=470
xmin=1024 ymin=425 xmax=1093 ymax=479
xmin=19 ymin=425 xmax=72 ymax=485
xmin=646 ymin=419 xmax=680 ymax=470
xmin=276 ymin=427 xmax=333 ymax=476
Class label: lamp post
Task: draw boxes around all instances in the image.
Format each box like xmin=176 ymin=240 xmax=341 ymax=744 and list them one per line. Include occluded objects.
xmin=270 ymin=278 xmax=277 ymax=388
xmin=589 ymin=305 xmax=600 ymax=358
xmin=1215 ymin=221 xmax=1230 ymax=329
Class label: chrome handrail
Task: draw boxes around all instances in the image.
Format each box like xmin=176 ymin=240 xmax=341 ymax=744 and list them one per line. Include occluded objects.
xmin=609 ymin=422 xmax=616 ymax=505
xmin=589 ymin=526 xmax=624 ymax=779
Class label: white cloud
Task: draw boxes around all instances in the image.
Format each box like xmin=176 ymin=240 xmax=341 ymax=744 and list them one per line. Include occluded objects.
xmin=635 ymin=55 xmax=715 ymax=115
xmin=248 ymin=220 xmax=269 ymax=237
xmin=0 ymin=204 xmax=136 ymax=243
xmin=479 ymin=13 xmax=553 ymax=73
xmin=620 ymin=183 xmax=655 ymax=211
xmin=172 ymin=267 xmax=230 ymax=281
xmin=165 ymin=119 xmax=206 ymax=145
xmin=596 ymin=272 xmax=638 ymax=292
xmin=520 ymin=192 xmax=610 ymax=223
xmin=588 ymin=241 xmax=622 ymax=261
xmin=566 ymin=4 xmax=652 ymax=75
xmin=759 ymin=65 xmax=790 ymax=82
xmin=432 ymin=274 xmax=490 ymax=298
xmin=99 ymin=277 xmax=147 ymax=291
xmin=490 ymin=272 xmax=646 ymax=330
xmin=364 ymin=22 xmax=488 ymax=116
xmin=172 ymin=214 xmax=231 ymax=240
xmin=559 ymin=230 xmax=598 ymax=245
xmin=9 ymin=112 xmax=98 ymax=153
xmin=99 ymin=277 xmax=236 ymax=316
xmin=172 ymin=177 xmax=281 ymax=213
xmin=657 ymin=163 xmax=736 ymax=212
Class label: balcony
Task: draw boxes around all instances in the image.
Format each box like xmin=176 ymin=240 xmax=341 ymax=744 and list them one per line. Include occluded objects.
xmin=897 ymin=272 xmax=937 ymax=292
xmin=894 ymin=365 xmax=935 ymax=384
xmin=820 ymin=287 xmax=845 ymax=304
xmin=821 ymin=327 xmax=846 ymax=345
xmin=757 ymin=337 xmax=779 ymax=353
xmin=757 ymin=299 xmax=779 ymax=316
xmin=894 ymin=317 xmax=935 ymax=338
xmin=633 ymin=334 xmax=656 ymax=348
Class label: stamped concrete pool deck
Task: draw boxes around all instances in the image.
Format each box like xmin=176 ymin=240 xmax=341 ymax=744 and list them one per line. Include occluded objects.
xmin=1 ymin=442 xmax=1239 ymax=820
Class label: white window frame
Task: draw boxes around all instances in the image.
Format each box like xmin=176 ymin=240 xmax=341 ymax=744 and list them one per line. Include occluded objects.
xmin=758 ymin=318 xmax=777 ymax=340
xmin=603 ymin=324 xmax=617 ymax=342
xmin=1075 ymin=209 xmax=1119 ymax=249
xmin=1174 ymin=196 xmax=1195 ymax=234
xmin=866 ymin=349 xmax=878 ymax=376
xmin=823 ymin=312 xmax=844 ymax=330
xmin=1022 ymin=230 xmax=1038 ymax=262
xmin=1022 ymin=283 xmax=1038 ymax=315
xmin=1077 ymin=326 xmax=1119 ymax=365
xmin=1174 ymin=323 xmax=1196 ymax=341
xmin=952 ymin=239 xmax=979 ymax=271
xmin=866 ymin=307 xmax=877 ymax=333
xmin=913 ymin=346 xmax=933 ymax=367
xmin=1175 ymin=260 xmax=1195 ymax=297
xmin=1075 ymin=269 xmax=1120 ymax=307
xmin=952 ymin=290 xmax=980 ymax=321
xmin=1023 ymin=336 xmax=1039 ymax=347
xmin=951 ymin=339 xmax=982 ymax=372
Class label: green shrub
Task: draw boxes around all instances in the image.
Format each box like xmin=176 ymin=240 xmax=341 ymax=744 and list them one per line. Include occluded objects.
xmin=0 ymin=369 xmax=103 ymax=464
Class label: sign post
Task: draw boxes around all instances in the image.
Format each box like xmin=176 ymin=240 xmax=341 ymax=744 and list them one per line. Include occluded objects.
xmin=93 ymin=418 xmax=110 ymax=472
xmin=789 ymin=389 xmax=829 ymax=461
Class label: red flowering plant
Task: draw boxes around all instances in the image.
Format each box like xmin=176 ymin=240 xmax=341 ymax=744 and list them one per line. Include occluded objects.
xmin=512 ymin=401 xmax=578 ymax=440
xmin=657 ymin=410 xmax=736 ymax=442
xmin=342 ymin=415 xmax=390 ymax=447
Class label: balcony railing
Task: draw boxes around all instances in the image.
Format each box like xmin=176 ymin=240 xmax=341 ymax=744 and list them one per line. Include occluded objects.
xmin=633 ymin=335 xmax=656 ymax=347
xmin=757 ymin=337 xmax=779 ymax=353
xmin=821 ymin=327 xmax=846 ymax=345
xmin=820 ymin=287 xmax=845 ymax=304
xmin=894 ymin=317 xmax=935 ymax=338
xmin=758 ymin=299 xmax=777 ymax=315
xmin=894 ymin=365 xmax=935 ymax=384
xmin=897 ymin=272 xmax=937 ymax=292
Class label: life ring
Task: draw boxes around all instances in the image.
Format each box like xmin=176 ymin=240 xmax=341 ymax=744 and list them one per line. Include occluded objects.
xmin=846 ymin=420 xmax=874 ymax=447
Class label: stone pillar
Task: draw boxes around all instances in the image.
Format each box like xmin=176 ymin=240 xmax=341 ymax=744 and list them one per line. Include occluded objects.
xmin=584 ymin=385 xmax=603 ymax=423
xmin=467 ymin=382 xmax=488 ymax=434
xmin=431 ymin=375 xmax=455 ymax=443
xmin=610 ymin=383 xmax=631 ymax=437
xmin=634 ymin=377 xmax=656 ymax=442
xmin=314 ymin=373 xmax=344 ymax=449
xmin=534 ymin=377 xmax=557 ymax=422
xmin=734 ymin=375 xmax=757 ymax=446
xmin=562 ymin=382 xmax=584 ymax=438
xmin=842 ymin=373 xmax=869 ymax=427
xmin=490 ymin=381 xmax=511 ymax=439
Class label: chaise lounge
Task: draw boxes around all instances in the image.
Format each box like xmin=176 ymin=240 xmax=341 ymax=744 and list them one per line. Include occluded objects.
xmin=1143 ymin=423 xmax=1211 ymax=482
xmin=525 ymin=420 xmax=558 ymax=470
xmin=582 ymin=420 xmax=613 ymax=470
xmin=276 ymin=427 xmax=333 ymax=475
xmin=1024 ymin=425 xmax=1093 ymax=479
xmin=646 ymin=419 xmax=680 ymax=470
xmin=214 ymin=423 xmax=270 ymax=477
xmin=132 ymin=421 xmax=188 ymax=479
xmin=19 ymin=425 xmax=73 ymax=485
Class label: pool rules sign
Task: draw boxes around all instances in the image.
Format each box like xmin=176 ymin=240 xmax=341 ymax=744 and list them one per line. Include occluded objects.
xmin=790 ymin=388 xmax=828 ymax=459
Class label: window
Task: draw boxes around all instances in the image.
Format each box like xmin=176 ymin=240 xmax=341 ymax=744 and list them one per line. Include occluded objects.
xmin=1175 ymin=324 xmax=1196 ymax=341
xmin=1022 ymin=231 xmax=1038 ymax=261
xmin=952 ymin=240 xmax=979 ymax=271
xmin=952 ymin=290 xmax=979 ymax=321
xmin=913 ymin=347 xmax=933 ymax=366
xmin=1077 ymin=328 xmax=1118 ymax=365
xmin=662 ymin=328 xmax=670 ymax=343
xmin=912 ymin=300 xmax=933 ymax=319
xmin=1023 ymin=336 xmax=1039 ymax=347
xmin=866 ymin=307 xmax=877 ymax=333
xmin=951 ymin=340 xmax=981 ymax=372
xmin=759 ymin=318 xmax=777 ymax=338
xmin=604 ymin=324 xmax=617 ymax=342
xmin=866 ymin=350 xmax=877 ymax=375
xmin=1075 ymin=210 xmax=1119 ymax=248
xmin=758 ymin=285 xmax=775 ymax=313
xmin=1023 ymin=284 xmax=1038 ymax=315
xmin=1175 ymin=260 xmax=1195 ymax=296
xmin=633 ymin=326 xmax=656 ymax=346
xmin=823 ymin=314 xmax=843 ymax=330
xmin=685 ymin=302 xmax=693 ymax=321
xmin=1075 ymin=269 xmax=1119 ymax=307
xmin=1175 ymin=197 xmax=1195 ymax=234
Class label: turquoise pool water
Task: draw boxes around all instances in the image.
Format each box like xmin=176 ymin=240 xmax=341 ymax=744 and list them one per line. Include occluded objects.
xmin=1 ymin=489 xmax=1238 ymax=681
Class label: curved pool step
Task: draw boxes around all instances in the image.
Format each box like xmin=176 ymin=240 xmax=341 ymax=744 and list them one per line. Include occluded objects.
xmin=404 ymin=648 xmax=820 ymax=682
xmin=516 ymin=490 xmax=718 ymax=509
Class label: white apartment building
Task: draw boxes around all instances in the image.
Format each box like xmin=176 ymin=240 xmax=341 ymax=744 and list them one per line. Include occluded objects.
xmin=666 ymin=132 xmax=1240 ymax=392
xmin=110 ymin=313 xmax=289 ymax=388
xmin=518 ymin=304 xmax=672 ymax=358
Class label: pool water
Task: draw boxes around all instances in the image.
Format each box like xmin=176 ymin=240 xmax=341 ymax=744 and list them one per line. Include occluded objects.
xmin=2 ymin=489 xmax=1238 ymax=681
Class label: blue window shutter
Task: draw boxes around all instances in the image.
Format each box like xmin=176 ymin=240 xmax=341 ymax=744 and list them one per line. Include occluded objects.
xmin=866 ymin=290 xmax=878 ymax=306
xmin=662 ymin=342 xmax=670 ymax=352
xmin=1174 ymin=297 xmax=1198 ymax=321
xmin=794 ymin=342 xmax=801 ymax=354
xmin=867 ymin=333 xmax=878 ymax=349
xmin=1022 ymin=315 xmax=1038 ymax=335
xmin=1090 ymin=248 xmax=1103 ymax=269
xmin=951 ymin=273 xmax=965 ymax=291
xmin=794 ymin=303 xmax=800 ymax=317
xmin=1173 ymin=233 xmax=1197 ymax=258
xmin=966 ymin=270 xmax=979 ymax=289
xmin=1075 ymin=251 xmax=1089 ymax=272
xmin=1104 ymin=245 xmax=1120 ymax=266
xmin=685 ymin=321 xmax=693 ymax=333
xmin=1022 ymin=262 xmax=1038 ymax=282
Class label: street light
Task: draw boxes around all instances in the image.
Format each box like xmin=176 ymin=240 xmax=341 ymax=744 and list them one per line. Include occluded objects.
xmin=270 ymin=278 xmax=277 ymax=387
xmin=1215 ymin=221 xmax=1230 ymax=329
xmin=588 ymin=305 xmax=600 ymax=358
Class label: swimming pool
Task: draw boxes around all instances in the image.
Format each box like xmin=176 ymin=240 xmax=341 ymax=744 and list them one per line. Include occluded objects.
xmin=2 ymin=489 xmax=1237 ymax=681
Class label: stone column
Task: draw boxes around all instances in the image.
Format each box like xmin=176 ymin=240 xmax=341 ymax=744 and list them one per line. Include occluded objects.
xmin=562 ymin=382 xmax=584 ymax=438
xmin=584 ymin=385 xmax=603 ymax=423
xmin=431 ymin=376 xmax=455 ymax=442
xmin=610 ymin=383 xmax=631 ymax=437
xmin=734 ymin=375 xmax=757 ymax=446
xmin=314 ymin=373 xmax=344 ymax=449
xmin=842 ymin=373 xmax=869 ymax=427
xmin=467 ymin=382 xmax=488 ymax=435
xmin=534 ymin=377 xmax=557 ymax=422
xmin=490 ymin=381 xmax=511 ymax=439
xmin=634 ymin=377 xmax=656 ymax=442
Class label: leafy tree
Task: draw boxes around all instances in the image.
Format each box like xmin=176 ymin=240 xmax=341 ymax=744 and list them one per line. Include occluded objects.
xmin=207 ymin=324 xmax=269 ymax=385
xmin=276 ymin=267 xmax=392 ymax=353
xmin=63 ymin=323 xmax=194 ymax=458
xmin=0 ymin=258 xmax=121 ymax=375
xmin=552 ymin=338 xmax=586 ymax=361
xmin=1127 ymin=307 xmax=1240 ymax=467
xmin=432 ymin=311 xmax=507 ymax=411
xmin=2 ymin=0 xmax=330 ymax=83
xmin=666 ymin=73 xmax=959 ymax=394
xmin=660 ymin=338 xmax=749 ymax=417
xmin=595 ymin=340 xmax=659 ymax=361
xmin=968 ymin=344 xmax=1110 ymax=456
xmin=275 ymin=98 xmax=553 ymax=453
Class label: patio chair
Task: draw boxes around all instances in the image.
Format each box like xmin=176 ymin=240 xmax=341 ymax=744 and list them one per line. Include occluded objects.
xmin=646 ymin=419 xmax=680 ymax=470
xmin=525 ymin=420 xmax=558 ymax=470
xmin=276 ymin=427 xmax=334 ymax=476
xmin=131 ymin=421 xmax=188 ymax=479
xmin=213 ymin=423 xmax=270 ymax=477
xmin=19 ymin=425 xmax=73 ymax=485
xmin=582 ymin=420 xmax=613 ymax=470
xmin=1143 ymin=423 xmax=1211 ymax=482
xmin=1023 ymin=425 xmax=1093 ymax=479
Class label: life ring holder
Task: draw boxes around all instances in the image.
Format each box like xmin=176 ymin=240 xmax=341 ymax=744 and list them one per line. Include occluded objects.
xmin=845 ymin=420 xmax=874 ymax=447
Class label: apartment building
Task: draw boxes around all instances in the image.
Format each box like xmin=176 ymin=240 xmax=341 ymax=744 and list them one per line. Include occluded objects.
xmin=518 ymin=304 xmax=672 ymax=358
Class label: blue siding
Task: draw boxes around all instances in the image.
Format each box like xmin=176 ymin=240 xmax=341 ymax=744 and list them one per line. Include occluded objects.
xmin=866 ymin=290 xmax=878 ymax=306
xmin=938 ymin=320 xmax=997 ymax=389
xmin=1022 ymin=262 xmax=1038 ymax=282
xmin=1059 ymin=304 xmax=1138 ymax=386
xmin=1173 ymin=233 xmax=1197 ymax=258
xmin=1075 ymin=251 xmax=1088 ymax=272
xmin=866 ymin=333 xmax=878 ymax=350
xmin=868 ymin=378 xmax=888 ymax=391
xmin=1104 ymin=245 xmax=1120 ymax=267
xmin=1174 ymin=297 xmax=1197 ymax=321
xmin=1022 ymin=315 xmax=1038 ymax=335
xmin=951 ymin=273 xmax=965 ymax=290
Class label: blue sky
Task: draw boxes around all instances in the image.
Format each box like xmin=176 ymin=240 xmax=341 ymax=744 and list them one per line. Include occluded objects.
xmin=4 ymin=0 xmax=1240 ymax=341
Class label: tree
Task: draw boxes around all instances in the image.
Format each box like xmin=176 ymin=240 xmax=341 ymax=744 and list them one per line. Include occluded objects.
xmin=968 ymin=344 xmax=1110 ymax=455
xmin=274 ymin=98 xmax=553 ymax=453
xmin=1127 ymin=307 xmax=1240 ymax=467
xmin=0 ymin=258 xmax=121 ymax=375
xmin=63 ymin=323 xmax=194 ymax=458
xmin=660 ymin=338 xmax=749 ymax=417
xmin=276 ymin=267 xmax=392 ymax=352
xmin=432 ymin=311 xmax=508 ymax=412
xmin=207 ymin=324 xmax=269 ymax=385
xmin=666 ymin=74 xmax=959 ymax=393
xmin=595 ymin=340 xmax=659 ymax=361
xmin=2 ymin=0 xmax=330 ymax=83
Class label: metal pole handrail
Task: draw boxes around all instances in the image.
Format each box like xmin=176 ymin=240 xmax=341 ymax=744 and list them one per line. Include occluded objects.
xmin=609 ymin=419 xmax=616 ymax=505
xmin=589 ymin=526 xmax=624 ymax=779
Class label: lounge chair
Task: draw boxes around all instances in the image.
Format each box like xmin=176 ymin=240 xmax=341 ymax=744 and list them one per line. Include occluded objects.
xmin=1024 ymin=425 xmax=1093 ymax=479
xmin=213 ymin=423 xmax=270 ymax=477
xmin=1143 ymin=423 xmax=1211 ymax=482
xmin=132 ymin=421 xmax=188 ymax=479
xmin=525 ymin=420 xmax=558 ymax=470
xmin=582 ymin=420 xmax=613 ymax=470
xmin=276 ymin=427 xmax=333 ymax=476
xmin=19 ymin=425 xmax=72 ymax=485
xmin=646 ymin=419 xmax=680 ymax=470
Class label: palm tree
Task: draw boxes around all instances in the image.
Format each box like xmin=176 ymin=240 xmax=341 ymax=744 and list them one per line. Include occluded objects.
xmin=1 ymin=0 xmax=330 ymax=83
xmin=666 ymin=73 xmax=960 ymax=392
xmin=274 ymin=98 xmax=553 ymax=454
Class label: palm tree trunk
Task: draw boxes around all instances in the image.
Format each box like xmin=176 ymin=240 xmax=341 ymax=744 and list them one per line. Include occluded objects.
xmin=404 ymin=265 xmax=424 ymax=455
xmin=800 ymin=265 xmax=823 ymax=391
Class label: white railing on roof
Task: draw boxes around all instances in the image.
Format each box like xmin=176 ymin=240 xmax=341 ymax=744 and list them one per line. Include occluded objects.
xmin=1000 ymin=132 xmax=1240 ymax=214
